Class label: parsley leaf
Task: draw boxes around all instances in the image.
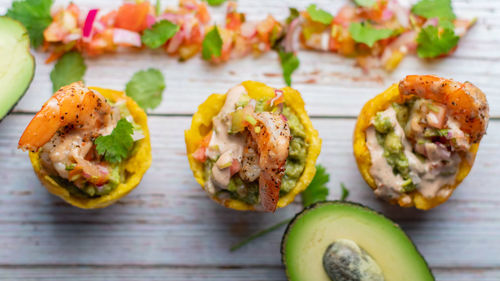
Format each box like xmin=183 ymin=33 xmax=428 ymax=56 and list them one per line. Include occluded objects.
xmin=340 ymin=182 xmax=350 ymax=201
xmin=301 ymin=165 xmax=330 ymax=208
xmin=286 ymin=7 xmax=300 ymax=24
xmin=349 ymin=22 xmax=394 ymax=47
xmin=142 ymin=20 xmax=179 ymax=49
xmin=95 ymin=119 xmax=134 ymax=163
xmin=354 ymin=0 xmax=376 ymax=7
xmin=202 ymin=26 xmax=223 ymax=60
xmin=6 ymin=0 xmax=53 ymax=48
xmin=205 ymin=0 xmax=226 ymax=6
xmin=412 ymin=0 xmax=456 ymax=21
xmin=306 ymin=4 xmax=333 ymax=25
xmin=278 ymin=50 xmax=300 ymax=86
xmin=125 ymin=68 xmax=165 ymax=110
xmin=50 ymin=52 xmax=87 ymax=92
xmin=416 ymin=25 xmax=459 ymax=58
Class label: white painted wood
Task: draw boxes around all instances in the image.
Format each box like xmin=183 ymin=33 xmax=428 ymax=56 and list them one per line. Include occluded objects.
xmin=1 ymin=0 xmax=499 ymax=117
xmin=1 ymin=266 xmax=500 ymax=281
xmin=1 ymin=0 xmax=499 ymax=279
xmin=0 ymin=115 xmax=499 ymax=270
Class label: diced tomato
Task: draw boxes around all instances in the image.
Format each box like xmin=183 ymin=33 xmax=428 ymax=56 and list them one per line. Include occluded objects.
xmin=100 ymin=10 xmax=117 ymax=27
xmin=333 ymin=6 xmax=357 ymax=27
xmin=196 ymin=1 xmax=211 ymax=23
xmin=83 ymin=28 xmax=116 ymax=56
xmin=256 ymin=15 xmax=278 ymax=43
xmin=426 ymin=103 xmax=447 ymax=129
xmin=192 ymin=146 xmax=207 ymax=163
xmin=226 ymin=11 xmax=244 ymax=30
xmin=229 ymin=159 xmax=240 ymax=176
xmin=192 ymin=132 xmax=212 ymax=162
xmin=114 ymin=2 xmax=150 ymax=32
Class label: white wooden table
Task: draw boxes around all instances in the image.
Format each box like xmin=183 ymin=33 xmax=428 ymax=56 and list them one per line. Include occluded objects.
xmin=0 ymin=0 xmax=499 ymax=280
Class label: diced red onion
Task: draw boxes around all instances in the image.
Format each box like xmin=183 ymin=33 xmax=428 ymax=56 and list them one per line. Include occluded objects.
xmin=166 ymin=29 xmax=184 ymax=53
xmin=63 ymin=33 xmax=82 ymax=44
xmin=280 ymin=114 xmax=288 ymax=122
xmin=113 ymin=28 xmax=142 ymax=47
xmin=240 ymin=22 xmax=257 ymax=38
xmin=424 ymin=18 xmax=439 ymax=27
xmin=159 ymin=13 xmax=181 ymax=23
xmin=146 ymin=14 xmax=156 ymax=28
xmin=269 ymin=89 xmax=284 ymax=107
xmin=381 ymin=9 xmax=394 ymax=21
xmin=284 ymin=18 xmax=300 ymax=53
xmin=83 ymin=9 xmax=99 ymax=41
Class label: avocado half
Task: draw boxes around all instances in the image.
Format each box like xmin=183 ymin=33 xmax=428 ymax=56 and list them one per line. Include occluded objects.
xmin=0 ymin=16 xmax=35 ymax=121
xmin=281 ymin=201 xmax=434 ymax=281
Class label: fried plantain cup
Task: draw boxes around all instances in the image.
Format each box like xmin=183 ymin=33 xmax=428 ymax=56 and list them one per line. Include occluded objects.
xmin=353 ymin=84 xmax=481 ymax=210
xmin=28 ymin=87 xmax=152 ymax=209
xmin=185 ymin=81 xmax=321 ymax=211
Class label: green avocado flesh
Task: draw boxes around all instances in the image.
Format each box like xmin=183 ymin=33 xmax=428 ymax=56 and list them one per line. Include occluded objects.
xmin=282 ymin=201 xmax=434 ymax=281
xmin=0 ymin=16 xmax=35 ymax=121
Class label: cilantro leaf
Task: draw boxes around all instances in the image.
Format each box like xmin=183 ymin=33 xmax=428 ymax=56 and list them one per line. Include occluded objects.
xmin=286 ymin=7 xmax=300 ymax=24
xmin=125 ymin=68 xmax=165 ymax=110
xmin=6 ymin=0 xmax=53 ymax=48
xmin=142 ymin=20 xmax=179 ymax=49
xmin=354 ymin=0 xmax=376 ymax=7
xmin=205 ymin=0 xmax=226 ymax=6
xmin=306 ymin=4 xmax=333 ymax=25
xmin=412 ymin=0 xmax=456 ymax=21
xmin=340 ymin=182 xmax=350 ymax=201
xmin=202 ymin=26 xmax=223 ymax=60
xmin=95 ymin=119 xmax=134 ymax=163
xmin=278 ymin=50 xmax=299 ymax=86
xmin=301 ymin=165 xmax=330 ymax=208
xmin=349 ymin=22 xmax=394 ymax=47
xmin=50 ymin=52 xmax=87 ymax=92
xmin=416 ymin=25 xmax=459 ymax=58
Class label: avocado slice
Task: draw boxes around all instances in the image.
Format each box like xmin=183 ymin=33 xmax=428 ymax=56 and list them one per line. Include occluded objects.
xmin=0 ymin=16 xmax=35 ymax=121
xmin=281 ymin=201 xmax=434 ymax=281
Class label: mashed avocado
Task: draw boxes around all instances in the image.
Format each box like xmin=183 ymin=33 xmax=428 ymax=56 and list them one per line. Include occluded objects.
xmin=373 ymin=105 xmax=415 ymax=192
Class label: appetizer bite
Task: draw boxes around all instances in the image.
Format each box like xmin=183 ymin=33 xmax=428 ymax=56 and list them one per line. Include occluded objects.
xmin=354 ymin=75 xmax=489 ymax=210
xmin=18 ymin=82 xmax=151 ymax=208
xmin=185 ymin=81 xmax=321 ymax=212
xmin=282 ymin=201 xmax=434 ymax=281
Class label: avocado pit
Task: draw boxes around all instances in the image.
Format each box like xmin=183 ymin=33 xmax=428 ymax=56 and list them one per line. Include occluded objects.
xmin=323 ymin=239 xmax=384 ymax=281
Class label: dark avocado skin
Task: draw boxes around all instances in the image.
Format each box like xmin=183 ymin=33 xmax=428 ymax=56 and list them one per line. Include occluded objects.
xmin=280 ymin=201 xmax=434 ymax=281
xmin=0 ymin=16 xmax=36 ymax=122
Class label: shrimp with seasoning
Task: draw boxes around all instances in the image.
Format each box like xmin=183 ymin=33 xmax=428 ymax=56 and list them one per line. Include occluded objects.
xmin=399 ymin=75 xmax=489 ymax=144
xmin=247 ymin=112 xmax=291 ymax=212
xmin=18 ymin=82 xmax=118 ymax=187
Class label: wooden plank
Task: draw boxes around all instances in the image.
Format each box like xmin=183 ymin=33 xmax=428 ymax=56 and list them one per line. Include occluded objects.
xmin=0 ymin=114 xmax=499 ymax=268
xmin=1 ymin=0 xmax=499 ymax=117
xmin=1 ymin=266 xmax=499 ymax=281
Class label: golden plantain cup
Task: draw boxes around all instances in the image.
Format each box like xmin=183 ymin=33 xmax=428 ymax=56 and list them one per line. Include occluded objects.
xmin=185 ymin=81 xmax=322 ymax=211
xmin=28 ymin=87 xmax=152 ymax=209
xmin=353 ymin=84 xmax=479 ymax=210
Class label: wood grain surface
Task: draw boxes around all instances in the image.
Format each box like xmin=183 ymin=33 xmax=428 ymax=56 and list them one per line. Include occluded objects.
xmin=0 ymin=0 xmax=499 ymax=280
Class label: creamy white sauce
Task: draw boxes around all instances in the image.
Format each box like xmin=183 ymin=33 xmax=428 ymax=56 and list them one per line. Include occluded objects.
xmin=366 ymin=106 xmax=461 ymax=199
xmin=206 ymin=85 xmax=247 ymax=191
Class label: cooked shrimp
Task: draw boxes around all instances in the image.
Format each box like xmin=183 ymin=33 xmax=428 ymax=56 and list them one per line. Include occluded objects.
xmin=240 ymin=133 xmax=261 ymax=182
xmin=399 ymin=75 xmax=489 ymax=143
xmin=18 ymin=82 xmax=112 ymax=152
xmin=249 ymin=112 xmax=291 ymax=212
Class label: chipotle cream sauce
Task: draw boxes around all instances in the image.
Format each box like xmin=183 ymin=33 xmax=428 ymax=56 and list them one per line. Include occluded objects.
xmin=366 ymin=107 xmax=460 ymax=199
xmin=205 ymin=85 xmax=247 ymax=192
